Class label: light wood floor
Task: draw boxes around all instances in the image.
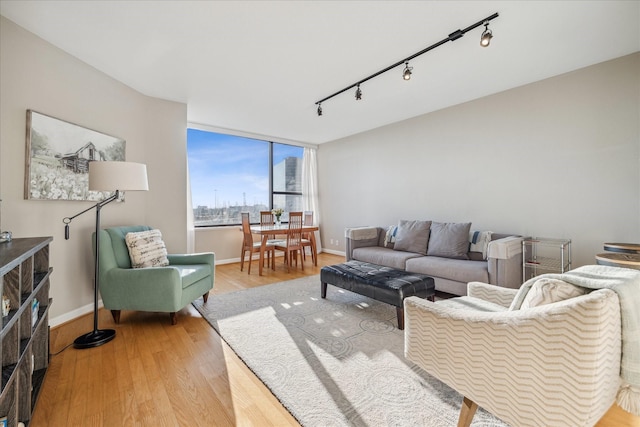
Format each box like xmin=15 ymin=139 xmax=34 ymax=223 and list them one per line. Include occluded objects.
xmin=33 ymin=253 xmax=639 ymax=426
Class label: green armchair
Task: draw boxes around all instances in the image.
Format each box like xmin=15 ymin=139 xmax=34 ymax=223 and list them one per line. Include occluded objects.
xmin=95 ymin=225 xmax=214 ymax=325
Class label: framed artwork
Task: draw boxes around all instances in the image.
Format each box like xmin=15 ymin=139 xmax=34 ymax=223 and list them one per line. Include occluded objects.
xmin=24 ymin=110 xmax=126 ymax=201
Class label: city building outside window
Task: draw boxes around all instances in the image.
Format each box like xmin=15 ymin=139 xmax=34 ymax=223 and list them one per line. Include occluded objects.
xmin=187 ymin=128 xmax=303 ymax=226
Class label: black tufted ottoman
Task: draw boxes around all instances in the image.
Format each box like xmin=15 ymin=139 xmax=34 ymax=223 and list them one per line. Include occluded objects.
xmin=320 ymin=260 xmax=435 ymax=330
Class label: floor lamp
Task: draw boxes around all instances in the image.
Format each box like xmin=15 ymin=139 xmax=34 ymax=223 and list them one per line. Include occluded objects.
xmin=63 ymin=161 xmax=149 ymax=349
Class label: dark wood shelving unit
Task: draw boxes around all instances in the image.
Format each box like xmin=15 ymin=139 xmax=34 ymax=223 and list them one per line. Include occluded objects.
xmin=0 ymin=237 xmax=53 ymax=427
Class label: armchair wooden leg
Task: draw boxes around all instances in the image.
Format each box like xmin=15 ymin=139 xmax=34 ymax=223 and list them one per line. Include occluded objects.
xmin=110 ymin=310 xmax=121 ymax=324
xmin=202 ymin=292 xmax=209 ymax=303
xmin=457 ymin=397 xmax=478 ymax=427
xmin=169 ymin=312 xmax=177 ymax=325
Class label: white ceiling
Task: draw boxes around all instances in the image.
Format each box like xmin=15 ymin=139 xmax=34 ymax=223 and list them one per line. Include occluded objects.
xmin=1 ymin=1 xmax=639 ymax=145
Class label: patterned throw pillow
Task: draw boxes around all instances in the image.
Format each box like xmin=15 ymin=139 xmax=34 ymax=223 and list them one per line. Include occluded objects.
xmin=125 ymin=229 xmax=169 ymax=268
xmin=469 ymin=230 xmax=493 ymax=260
xmin=520 ymin=278 xmax=588 ymax=309
xmin=384 ymin=225 xmax=398 ymax=248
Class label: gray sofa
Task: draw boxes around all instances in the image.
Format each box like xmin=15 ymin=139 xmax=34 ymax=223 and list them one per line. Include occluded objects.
xmin=345 ymin=221 xmax=523 ymax=296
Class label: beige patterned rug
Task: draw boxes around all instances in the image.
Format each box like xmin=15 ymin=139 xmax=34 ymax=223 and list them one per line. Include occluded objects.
xmin=192 ymin=275 xmax=509 ymax=426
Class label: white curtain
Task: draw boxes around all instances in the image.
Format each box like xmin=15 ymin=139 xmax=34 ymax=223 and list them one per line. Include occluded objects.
xmin=186 ymin=158 xmax=195 ymax=253
xmin=302 ymin=147 xmax=322 ymax=252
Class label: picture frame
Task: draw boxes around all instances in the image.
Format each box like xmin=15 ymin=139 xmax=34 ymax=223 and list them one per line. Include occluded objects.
xmin=24 ymin=110 xmax=126 ymax=201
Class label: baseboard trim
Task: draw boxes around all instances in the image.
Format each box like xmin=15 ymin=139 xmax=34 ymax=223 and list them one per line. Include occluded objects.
xmin=322 ymin=248 xmax=345 ymax=257
xmin=50 ymin=300 xmax=104 ymax=328
xmin=215 ymin=253 xmax=284 ymax=265
xmin=214 ymin=249 xmax=341 ymax=264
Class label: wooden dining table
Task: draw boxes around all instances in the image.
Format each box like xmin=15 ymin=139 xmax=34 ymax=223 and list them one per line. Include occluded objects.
xmin=249 ymin=224 xmax=319 ymax=275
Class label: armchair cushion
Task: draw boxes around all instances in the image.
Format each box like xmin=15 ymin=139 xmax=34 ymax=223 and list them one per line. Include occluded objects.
xmin=105 ymin=225 xmax=153 ymax=268
xmin=436 ymin=295 xmax=508 ymax=312
xmin=125 ymin=229 xmax=169 ymax=268
xmin=467 ymin=281 xmax=518 ymax=308
xmin=173 ymin=264 xmax=213 ymax=288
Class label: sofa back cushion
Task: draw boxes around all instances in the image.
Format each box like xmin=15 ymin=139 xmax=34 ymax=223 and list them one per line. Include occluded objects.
xmin=393 ymin=220 xmax=431 ymax=255
xmin=427 ymin=222 xmax=472 ymax=259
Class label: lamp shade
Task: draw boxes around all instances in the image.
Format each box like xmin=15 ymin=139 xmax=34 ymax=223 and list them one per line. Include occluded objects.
xmin=88 ymin=161 xmax=149 ymax=191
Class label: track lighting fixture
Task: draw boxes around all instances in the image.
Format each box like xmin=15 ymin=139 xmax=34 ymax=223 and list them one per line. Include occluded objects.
xmin=314 ymin=12 xmax=498 ymax=116
xmin=480 ymin=20 xmax=493 ymax=47
xmin=402 ymin=62 xmax=413 ymax=81
xmin=355 ymin=84 xmax=362 ymax=100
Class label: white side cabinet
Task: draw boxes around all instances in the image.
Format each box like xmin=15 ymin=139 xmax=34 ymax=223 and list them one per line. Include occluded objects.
xmin=522 ymin=237 xmax=571 ymax=281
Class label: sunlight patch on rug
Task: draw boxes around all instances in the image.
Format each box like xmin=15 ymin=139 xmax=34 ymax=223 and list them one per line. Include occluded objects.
xmin=192 ymin=275 xmax=508 ymax=427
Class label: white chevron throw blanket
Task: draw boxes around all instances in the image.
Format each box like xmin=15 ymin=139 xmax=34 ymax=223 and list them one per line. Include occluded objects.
xmin=512 ymin=264 xmax=640 ymax=416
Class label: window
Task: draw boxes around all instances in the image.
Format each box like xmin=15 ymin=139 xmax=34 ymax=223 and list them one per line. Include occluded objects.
xmin=187 ymin=128 xmax=303 ymax=226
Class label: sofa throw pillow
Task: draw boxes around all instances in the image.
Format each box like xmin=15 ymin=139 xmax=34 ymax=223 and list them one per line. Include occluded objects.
xmin=469 ymin=230 xmax=493 ymax=260
xmin=520 ymin=278 xmax=588 ymax=309
xmin=393 ymin=220 xmax=431 ymax=255
xmin=384 ymin=225 xmax=398 ymax=248
xmin=125 ymin=229 xmax=170 ymax=268
xmin=427 ymin=222 xmax=472 ymax=259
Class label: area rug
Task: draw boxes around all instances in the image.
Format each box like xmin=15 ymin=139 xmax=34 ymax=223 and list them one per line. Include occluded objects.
xmin=192 ymin=275 xmax=509 ymax=427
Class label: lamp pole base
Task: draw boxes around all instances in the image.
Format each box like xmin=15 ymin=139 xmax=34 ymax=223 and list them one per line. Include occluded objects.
xmin=73 ymin=329 xmax=116 ymax=349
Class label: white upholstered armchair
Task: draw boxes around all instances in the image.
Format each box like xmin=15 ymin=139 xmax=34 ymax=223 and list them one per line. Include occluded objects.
xmin=404 ymin=265 xmax=640 ymax=427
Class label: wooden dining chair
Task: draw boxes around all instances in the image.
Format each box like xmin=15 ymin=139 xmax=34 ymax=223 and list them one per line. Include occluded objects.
xmin=275 ymin=211 xmax=304 ymax=272
xmin=260 ymin=210 xmax=278 ymax=240
xmin=301 ymin=211 xmax=316 ymax=265
xmin=240 ymin=212 xmax=276 ymax=274
xmin=260 ymin=211 xmax=275 ymax=227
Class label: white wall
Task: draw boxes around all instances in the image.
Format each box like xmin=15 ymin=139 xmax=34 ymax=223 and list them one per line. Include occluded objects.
xmin=318 ymin=53 xmax=640 ymax=268
xmin=3 ymin=13 xmax=637 ymax=324
xmin=0 ymin=17 xmax=188 ymax=324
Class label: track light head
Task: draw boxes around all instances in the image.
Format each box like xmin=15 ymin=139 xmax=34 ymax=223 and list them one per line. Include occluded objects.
xmin=480 ymin=21 xmax=493 ymax=47
xmin=403 ymin=62 xmax=413 ymax=80
xmin=355 ymin=84 xmax=362 ymax=100
xmin=317 ymin=103 xmax=322 ymax=116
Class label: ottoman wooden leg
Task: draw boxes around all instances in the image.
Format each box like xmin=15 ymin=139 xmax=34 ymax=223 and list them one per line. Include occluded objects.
xmin=396 ymin=306 xmax=404 ymax=330
xmin=321 ymin=282 xmax=328 ymax=298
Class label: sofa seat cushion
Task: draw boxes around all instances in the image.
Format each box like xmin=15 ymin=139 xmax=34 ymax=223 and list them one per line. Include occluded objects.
xmin=436 ymin=296 xmax=508 ymax=312
xmin=173 ymin=264 xmax=212 ymax=289
xmin=406 ymin=256 xmax=489 ymax=284
xmin=352 ymin=247 xmax=421 ymax=270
